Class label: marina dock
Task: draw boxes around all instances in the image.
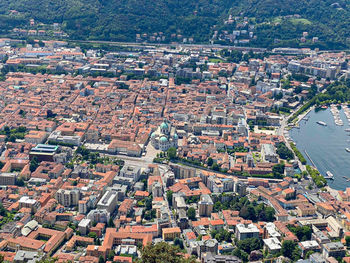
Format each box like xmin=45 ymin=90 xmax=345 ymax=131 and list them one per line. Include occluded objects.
xmin=304 ymin=149 xmax=317 ymax=167
xmin=330 ymin=104 xmax=343 ymax=126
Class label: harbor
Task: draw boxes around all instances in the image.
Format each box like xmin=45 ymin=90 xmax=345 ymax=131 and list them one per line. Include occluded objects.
xmin=289 ymin=106 xmax=350 ymax=190
xmin=343 ymin=104 xmax=350 ymax=125
xmin=330 ymin=104 xmax=343 ymax=126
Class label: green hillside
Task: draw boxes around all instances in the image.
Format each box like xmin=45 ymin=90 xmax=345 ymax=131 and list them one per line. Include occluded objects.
xmin=0 ymin=0 xmax=350 ymax=49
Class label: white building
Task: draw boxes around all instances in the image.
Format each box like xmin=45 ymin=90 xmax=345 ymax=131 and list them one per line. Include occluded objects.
xmin=263 ymin=238 xmax=282 ymax=254
xmin=264 ymin=222 xmax=281 ymax=239
xmin=119 ymin=165 xmax=141 ymax=182
xmin=97 ymin=190 xmax=118 ymax=213
xmin=236 ymin=223 xmax=260 ymax=240
xmin=48 ymin=130 xmax=81 ymax=146
xmin=87 ymin=209 xmax=110 ymax=223
xmin=261 ymin=143 xmax=278 ymax=163
xmin=78 ymin=218 xmax=91 ymax=235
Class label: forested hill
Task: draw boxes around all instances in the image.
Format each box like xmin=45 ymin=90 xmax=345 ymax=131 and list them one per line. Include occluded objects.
xmin=1 ymin=0 xmax=350 ymax=49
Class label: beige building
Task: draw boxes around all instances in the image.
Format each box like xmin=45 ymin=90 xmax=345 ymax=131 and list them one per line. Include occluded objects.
xmin=107 ymin=139 xmax=142 ymax=157
xmin=56 ymin=189 xmax=80 ymax=207
xmin=0 ymin=172 xmax=16 ymax=185
xmin=198 ymin=194 xmax=213 ymax=217
xmin=316 ymin=202 xmax=335 ymax=217
xmin=24 ymin=130 xmax=48 ymax=144
xmin=296 ymin=203 xmax=316 ymax=217
xmin=162 ymin=227 xmax=181 ymax=241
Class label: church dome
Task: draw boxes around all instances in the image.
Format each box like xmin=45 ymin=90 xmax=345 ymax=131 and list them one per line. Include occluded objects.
xmin=160 ymin=122 xmax=169 ymax=130
xmin=160 ymin=136 xmax=168 ymax=143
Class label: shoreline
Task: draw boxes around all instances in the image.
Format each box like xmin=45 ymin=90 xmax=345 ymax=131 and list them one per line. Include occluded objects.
xmin=294 ymin=105 xmax=315 ymax=125
xmin=288 ymin=105 xmax=350 ymax=191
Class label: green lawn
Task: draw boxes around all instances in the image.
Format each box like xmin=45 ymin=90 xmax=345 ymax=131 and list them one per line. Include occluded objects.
xmin=290 ymin=18 xmax=312 ymax=25
xmin=208 ymin=58 xmax=225 ymax=63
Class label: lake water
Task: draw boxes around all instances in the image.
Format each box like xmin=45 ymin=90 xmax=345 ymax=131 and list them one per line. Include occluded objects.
xmin=289 ymin=107 xmax=350 ymax=190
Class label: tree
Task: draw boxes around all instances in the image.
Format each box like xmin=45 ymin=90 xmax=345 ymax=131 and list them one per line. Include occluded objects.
xmin=239 ymin=206 xmax=249 ymax=219
xmin=346 ymin=236 xmax=350 ymax=247
xmin=281 ymin=240 xmax=296 ymax=259
xmin=247 ymin=205 xmax=257 ymax=221
xmin=237 ymin=238 xmax=262 ymax=254
xmin=107 ymin=250 xmax=115 ymax=261
xmin=3 ymin=126 xmax=10 ymax=135
xmin=0 ymin=203 xmax=6 ymax=217
xmin=273 ymin=162 xmax=285 ymax=175
xmin=187 ymin=207 xmax=196 ymax=220
xmin=38 ymin=40 xmax=45 ymax=47
xmin=139 ymin=242 xmax=196 ymax=263
xmin=258 ymin=209 xmax=266 ymax=221
xmin=167 ymin=191 xmax=173 ymax=206
xmin=144 ymin=209 xmax=156 ymax=220
xmin=292 ymin=247 xmax=302 ymax=261
xmin=305 ymin=250 xmax=314 ymax=259
xmin=272 ymin=162 xmax=285 ymax=178
xmin=30 ymin=157 xmax=39 ymax=172
xmin=211 ymin=229 xmax=232 ymax=242
xmin=232 ymin=247 xmax=248 ymax=262
xmin=265 ymin=207 xmax=275 ymax=222
xmin=174 ymin=237 xmax=184 ymax=249
xmin=15 ymin=177 xmax=25 ymax=187
xmin=211 ymin=163 xmax=220 ymax=171
xmin=108 ymin=217 xmax=115 ymax=227
xmin=167 ymin=147 xmax=177 ymax=160
xmin=207 ymin=157 xmax=214 ymax=166
xmin=35 ymin=258 xmax=57 ymax=263
xmin=17 ymin=126 xmax=26 ymax=133
xmin=88 ymin=232 xmax=97 ymax=239
xmin=274 ymin=92 xmax=283 ymax=100
xmin=8 ymin=135 xmax=16 ymax=142
xmin=288 ymin=225 xmax=312 ymax=241
xmin=46 ymin=109 xmax=56 ymax=118
xmin=145 ymin=196 xmax=152 ymax=210
xmin=276 ymin=142 xmax=294 ymax=160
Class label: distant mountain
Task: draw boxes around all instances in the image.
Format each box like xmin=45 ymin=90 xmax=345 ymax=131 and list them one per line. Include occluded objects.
xmin=1 ymin=0 xmax=350 ymax=49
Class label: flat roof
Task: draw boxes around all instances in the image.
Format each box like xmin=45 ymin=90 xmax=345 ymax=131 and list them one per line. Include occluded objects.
xmin=31 ymin=144 xmax=58 ymax=153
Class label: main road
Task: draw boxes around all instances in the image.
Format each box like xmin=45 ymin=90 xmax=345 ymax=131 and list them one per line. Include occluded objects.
xmin=276 ymin=104 xmax=316 ymax=173
xmin=71 ymin=39 xmax=267 ymax=53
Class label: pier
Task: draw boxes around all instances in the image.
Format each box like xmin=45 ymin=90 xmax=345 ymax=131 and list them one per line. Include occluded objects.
xmin=304 ymin=149 xmax=317 ymax=168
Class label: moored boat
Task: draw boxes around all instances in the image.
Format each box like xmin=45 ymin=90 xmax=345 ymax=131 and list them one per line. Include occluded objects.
xmin=324 ymin=171 xmax=334 ymax=180
xmin=316 ymin=121 xmax=327 ymax=126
